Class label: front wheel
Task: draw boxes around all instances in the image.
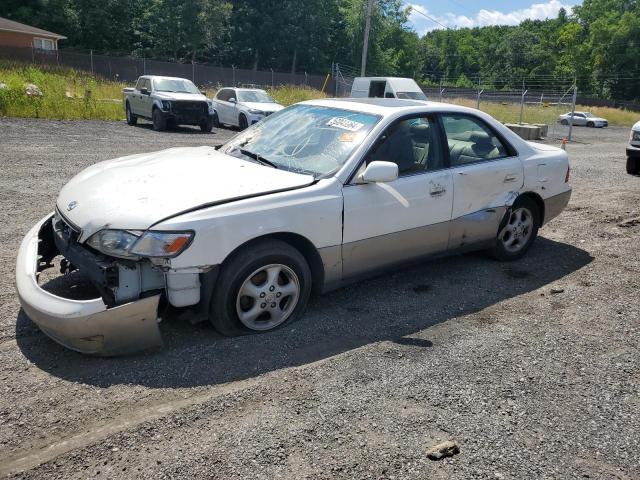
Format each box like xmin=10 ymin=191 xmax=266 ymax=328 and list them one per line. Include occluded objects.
xmin=587 ymin=121 xmax=594 ymax=128
xmin=199 ymin=117 xmax=214 ymax=132
xmin=238 ymin=114 xmax=249 ymax=130
xmin=627 ymin=156 xmax=640 ymax=175
xmin=210 ymin=240 xmax=312 ymax=336
xmin=489 ymin=197 xmax=540 ymax=261
xmin=560 ymin=119 xmax=569 ymax=126
xmin=152 ymin=108 xmax=167 ymax=131
xmin=126 ymin=102 xmax=137 ymax=126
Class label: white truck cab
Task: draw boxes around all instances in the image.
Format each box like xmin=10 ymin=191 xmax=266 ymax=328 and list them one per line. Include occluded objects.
xmin=350 ymin=77 xmax=427 ymax=101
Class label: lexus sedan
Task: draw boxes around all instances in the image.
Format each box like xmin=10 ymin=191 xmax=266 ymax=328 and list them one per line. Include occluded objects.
xmin=16 ymin=98 xmax=571 ymax=355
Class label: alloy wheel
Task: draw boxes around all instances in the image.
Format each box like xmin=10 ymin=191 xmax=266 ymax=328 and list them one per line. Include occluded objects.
xmin=235 ymin=263 xmax=300 ymax=331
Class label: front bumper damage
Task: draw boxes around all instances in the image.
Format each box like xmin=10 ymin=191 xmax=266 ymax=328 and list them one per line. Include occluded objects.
xmin=15 ymin=213 xmax=162 ymax=355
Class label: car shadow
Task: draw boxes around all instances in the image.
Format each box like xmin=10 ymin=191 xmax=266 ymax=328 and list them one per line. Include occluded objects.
xmin=132 ymin=122 xmax=219 ymax=135
xmin=15 ymin=237 xmax=592 ymax=389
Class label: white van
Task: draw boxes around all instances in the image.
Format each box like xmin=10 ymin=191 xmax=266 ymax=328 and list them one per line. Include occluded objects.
xmin=350 ymin=77 xmax=427 ymax=101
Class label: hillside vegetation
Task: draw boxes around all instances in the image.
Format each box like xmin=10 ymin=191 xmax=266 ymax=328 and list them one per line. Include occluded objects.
xmin=0 ymin=62 xmax=327 ymax=120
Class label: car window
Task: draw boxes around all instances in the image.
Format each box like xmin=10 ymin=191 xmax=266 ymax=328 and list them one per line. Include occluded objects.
xmin=368 ymin=116 xmax=442 ymax=175
xmin=217 ymin=89 xmax=230 ymax=101
xmin=153 ymin=78 xmax=199 ymax=94
xmin=135 ymin=78 xmax=144 ymax=90
xmin=441 ymin=114 xmax=509 ymax=166
xmin=143 ymin=79 xmax=152 ymax=91
xmin=237 ymin=90 xmax=275 ymax=103
xmin=221 ymin=104 xmax=380 ymax=177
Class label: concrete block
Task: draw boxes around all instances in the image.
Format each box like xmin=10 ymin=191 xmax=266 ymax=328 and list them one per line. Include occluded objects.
xmin=505 ymin=123 xmax=542 ymax=140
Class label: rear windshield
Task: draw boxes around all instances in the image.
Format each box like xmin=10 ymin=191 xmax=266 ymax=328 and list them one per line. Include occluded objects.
xmin=396 ymin=91 xmax=427 ymax=101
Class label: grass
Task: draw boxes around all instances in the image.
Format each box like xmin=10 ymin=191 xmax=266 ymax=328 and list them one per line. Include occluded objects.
xmin=1 ymin=61 xmax=636 ymax=126
xmin=0 ymin=61 xmax=125 ymax=120
xmin=443 ymin=97 xmax=638 ymax=127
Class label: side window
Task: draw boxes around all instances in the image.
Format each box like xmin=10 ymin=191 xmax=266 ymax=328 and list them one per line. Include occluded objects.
xmin=143 ymin=79 xmax=152 ymax=91
xmin=441 ymin=114 xmax=509 ymax=166
xmin=368 ymin=116 xmax=443 ymax=175
xmin=217 ymin=89 xmax=230 ymax=101
xmin=135 ymin=78 xmax=144 ymax=90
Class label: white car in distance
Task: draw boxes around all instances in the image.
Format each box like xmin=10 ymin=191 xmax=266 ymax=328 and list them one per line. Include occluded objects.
xmin=558 ymin=111 xmax=608 ymax=128
xmin=212 ymin=87 xmax=284 ymax=130
xmin=16 ymin=99 xmax=572 ymax=355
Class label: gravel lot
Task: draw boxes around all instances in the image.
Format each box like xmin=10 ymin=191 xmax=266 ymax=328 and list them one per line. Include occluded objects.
xmin=0 ymin=118 xmax=638 ymax=479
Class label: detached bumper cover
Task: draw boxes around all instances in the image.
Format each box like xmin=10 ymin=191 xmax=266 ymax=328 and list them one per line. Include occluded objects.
xmin=15 ymin=213 xmax=162 ymax=356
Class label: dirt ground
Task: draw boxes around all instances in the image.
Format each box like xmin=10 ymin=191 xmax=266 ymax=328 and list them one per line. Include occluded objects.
xmin=0 ymin=117 xmax=638 ymax=479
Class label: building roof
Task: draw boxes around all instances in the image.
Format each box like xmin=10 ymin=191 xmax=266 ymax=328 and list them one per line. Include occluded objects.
xmin=0 ymin=17 xmax=67 ymax=40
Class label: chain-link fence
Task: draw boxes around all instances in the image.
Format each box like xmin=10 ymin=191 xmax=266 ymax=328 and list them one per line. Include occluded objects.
xmin=0 ymin=46 xmax=334 ymax=91
xmin=331 ymin=63 xmax=583 ymax=141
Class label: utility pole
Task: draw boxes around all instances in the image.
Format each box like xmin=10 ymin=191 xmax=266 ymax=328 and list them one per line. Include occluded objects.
xmin=360 ymin=0 xmax=374 ymax=76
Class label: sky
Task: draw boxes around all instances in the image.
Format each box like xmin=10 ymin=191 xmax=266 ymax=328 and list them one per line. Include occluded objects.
xmin=407 ymin=0 xmax=583 ymax=34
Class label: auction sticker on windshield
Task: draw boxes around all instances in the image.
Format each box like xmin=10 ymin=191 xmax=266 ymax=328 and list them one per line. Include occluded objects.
xmin=327 ymin=117 xmax=365 ymax=131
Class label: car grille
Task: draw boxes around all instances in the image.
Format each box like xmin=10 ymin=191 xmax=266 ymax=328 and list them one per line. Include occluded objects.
xmin=172 ymin=101 xmax=207 ymax=114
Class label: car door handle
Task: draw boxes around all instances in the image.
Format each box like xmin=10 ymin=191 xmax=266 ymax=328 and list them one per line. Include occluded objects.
xmin=503 ymin=174 xmax=518 ymax=183
xmin=430 ymin=185 xmax=446 ymax=196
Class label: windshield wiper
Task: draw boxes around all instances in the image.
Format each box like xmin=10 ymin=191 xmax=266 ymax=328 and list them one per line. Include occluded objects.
xmin=238 ymin=148 xmax=278 ymax=169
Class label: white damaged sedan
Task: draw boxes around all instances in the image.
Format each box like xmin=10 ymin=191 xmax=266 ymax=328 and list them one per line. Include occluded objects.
xmin=16 ymin=99 xmax=571 ymax=355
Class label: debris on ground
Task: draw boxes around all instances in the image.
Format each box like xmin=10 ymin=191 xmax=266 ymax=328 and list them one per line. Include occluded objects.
xmin=426 ymin=440 xmax=460 ymax=460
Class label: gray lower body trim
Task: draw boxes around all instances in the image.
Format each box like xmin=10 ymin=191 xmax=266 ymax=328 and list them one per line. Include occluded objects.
xmin=543 ymin=189 xmax=571 ymax=225
xmin=341 ymin=221 xmax=450 ymax=279
xmin=317 ymin=245 xmax=342 ymax=292
xmin=448 ymin=207 xmax=506 ymax=251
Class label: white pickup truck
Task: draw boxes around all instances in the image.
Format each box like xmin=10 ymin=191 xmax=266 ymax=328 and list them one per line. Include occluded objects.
xmin=123 ymin=75 xmax=216 ymax=132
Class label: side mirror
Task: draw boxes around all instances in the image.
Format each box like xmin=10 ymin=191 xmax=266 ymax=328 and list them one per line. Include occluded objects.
xmin=229 ymin=97 xmax=237 ymax=104
xmin=140 ymin=87 xmax=149 ymax=95
xmin=357 ymin=161 xmax=398 ymax=184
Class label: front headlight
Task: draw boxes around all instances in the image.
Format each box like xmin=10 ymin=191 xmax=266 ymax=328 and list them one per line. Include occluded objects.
xmin=248 ymin=108 xmax=264 ymax=115
xmin=632 ymin=131 xmax=640 ymax=141
xmin=161 ymin=100 xmax=172 ymax=111
xmin=86 ymin=230 xmax=194 ymax=259
xmin=86 ymin=230 xmax=141 ymax=259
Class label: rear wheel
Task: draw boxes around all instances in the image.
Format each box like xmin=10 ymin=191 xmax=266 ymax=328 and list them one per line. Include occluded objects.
xmin=489 ymin=196 xmax=540 ymax=261
xmin=125 ymin=102 xmax=137 ymax=126
xmin=560 ymin=119 xmax=569 ymax=126
xmin=238 ymin=114 xmax=249 ymax=130
xmin=210 ymin=240 xmax=312 ymax=336
xmin=152 ymin=108 xmax=167 ymax=131
xmin=627 ymin=156 xmax=640 ymax=175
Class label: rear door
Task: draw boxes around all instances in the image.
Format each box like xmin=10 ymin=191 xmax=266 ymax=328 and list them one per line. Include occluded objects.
xmin=440 ymin=113 xmax=523 ymax=250
xmin=342 ymin=115 xmax=453 ymax=278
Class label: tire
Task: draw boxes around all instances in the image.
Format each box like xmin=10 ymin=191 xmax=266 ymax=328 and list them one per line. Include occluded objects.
xmin=152 ymin=108 xmax=167 ymax=131
xmin=587 ymin=121 xmax=594 ymax=128
xmin=211 ymin=112 xmax=220 ymax=128
xmin=238 ymin=114 xmax=249 ymax=130
xmin=560 ymin=119 xmax=569 ymax=126
xmin=627 ymin=156 xmax=640 ymax=175
xmin=210 ymin=239 xmax=312 ymax=336
xmin=199 ymin=117 xmax=214 ymax=133
xmin=488 ymin=196 xmax=540 ymax=261
xmin=125 ymin=102 xmax=137 ymax=126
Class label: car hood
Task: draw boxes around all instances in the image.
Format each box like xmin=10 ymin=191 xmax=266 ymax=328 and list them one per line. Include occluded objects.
xmin=56 ymin=146 xmax=314 ymax=241
xmin=240 ymin=101 xmax=284 ymax=113
xmin=154 ymin=92 xmax=208 ymax=102
xmin=632 ymin=120 xmax=640 ymax=132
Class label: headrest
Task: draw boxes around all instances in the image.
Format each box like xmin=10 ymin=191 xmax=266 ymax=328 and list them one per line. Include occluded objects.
xmin=410 ymin=123 xmax=430 ymax=135
xmin=469 ymin=131 xmax=491 ymax=144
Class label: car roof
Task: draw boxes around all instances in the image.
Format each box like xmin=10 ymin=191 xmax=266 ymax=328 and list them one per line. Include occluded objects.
xmin=141 ymin=75 xmax=194 ymax=82
xmin=301 ymin=97 xmax=481 ymax=117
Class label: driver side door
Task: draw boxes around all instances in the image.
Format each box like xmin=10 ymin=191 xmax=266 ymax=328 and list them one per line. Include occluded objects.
xmin=342 ymin=115 xmax=453 ymax=278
